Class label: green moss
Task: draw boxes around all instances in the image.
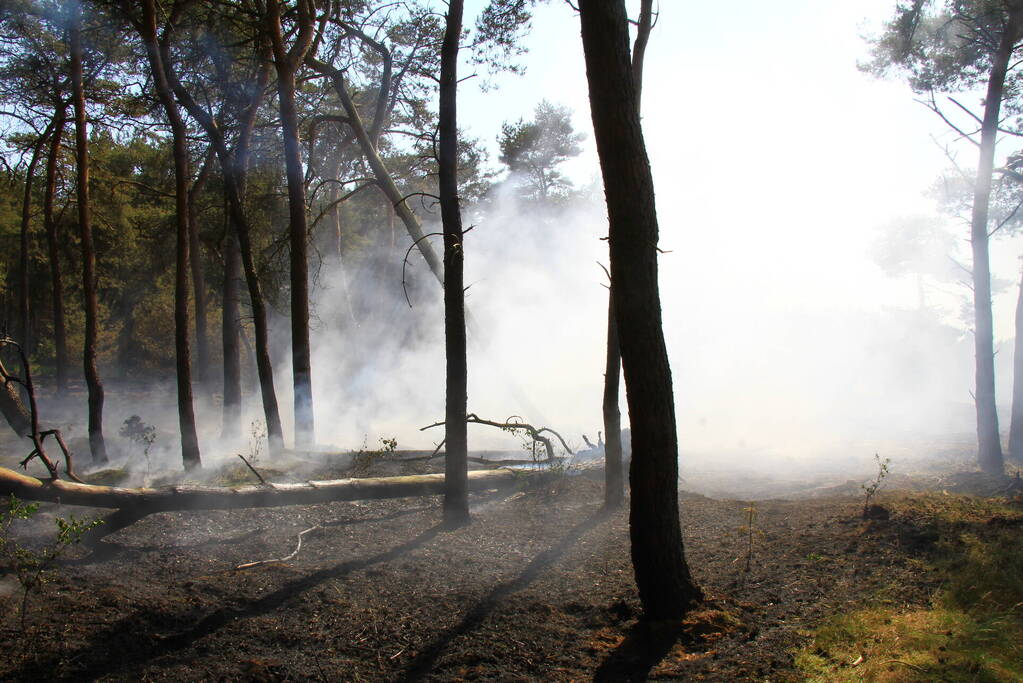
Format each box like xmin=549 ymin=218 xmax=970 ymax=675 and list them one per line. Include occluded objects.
xmin=795 ymin=493 xmax=1023 ymax=682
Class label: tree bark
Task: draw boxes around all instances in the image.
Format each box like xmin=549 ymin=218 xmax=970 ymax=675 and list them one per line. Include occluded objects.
xmin=222 ymin=195 xmax=243 ymax=440
xmin=70 ymin=2 xmax=107 ymax=464
xmin=267 ymin=0 xmax=316 ymax=448
xmin=18 ymin=127 xmax=52 ymax=355
xmin=0 ymin=466 xmax=538 ymax=512
xmin=602 ymin=0 xmax=653 ymax=509
xmin=439 ymin=0 xmax=469 ymax=528
xmin=602 ymin=296 xmax=624 ymax=507
xmin=161 ymin=40 xmax=285 ymax=454
xmin=579 ymin=0 xmax=702 ymax=620
xmin=188 ymin=148 xmax=214 ymax=389
xmin=43 ymin=107 xmax=69 ymax=394
xmin=970 ymin=16 xmax=1018 ymax=475
xmin=138 ymin=0 xmax=201 ymax=469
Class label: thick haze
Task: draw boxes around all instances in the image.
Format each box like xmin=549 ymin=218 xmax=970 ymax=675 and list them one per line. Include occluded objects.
xmin=79 ymin=1 xmax=1023 ymax=478
xmin=454 ymin=1 xmax=1023 ymax=467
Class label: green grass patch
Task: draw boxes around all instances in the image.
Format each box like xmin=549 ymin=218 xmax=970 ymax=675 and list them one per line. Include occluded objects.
xmin=795 ymin=493 xmax=1023 ymax=682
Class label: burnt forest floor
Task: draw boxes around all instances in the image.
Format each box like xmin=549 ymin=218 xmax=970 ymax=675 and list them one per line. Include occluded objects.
xmin=1 ymin=440 xmax=1023 ymax=681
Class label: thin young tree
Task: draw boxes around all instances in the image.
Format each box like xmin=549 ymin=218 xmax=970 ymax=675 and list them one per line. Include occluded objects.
xmin=578 ymin=0 xmax=703 ymax=619
xmin=17 ymin=123 xmax=55 ymax=355
xmin=69 ymin=0 xmax=108 ymax=464
xmin=159 ymin=10 xmax=284 ymax=453
xmin=439 ymin=0 xmax=469 ymax=527
xmin=131 ymin=0 xmax=201 ymax=469
xmin=42 ymin=106 xmax=69 ymax=393
xmin=265 ymin=0 xmax=318 ymax=448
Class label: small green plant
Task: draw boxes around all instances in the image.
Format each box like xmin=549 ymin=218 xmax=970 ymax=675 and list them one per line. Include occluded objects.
xmin=862 ymin=453 xmax=891 ymax=518
xmin=119 ymin=415 xmax=157 ymax=482
xmin=735 ymin=502 xmax=764 ymax=582
xmin=0 ymin=495 xmax=102 ymax=627
xmin=379 ymin=437 xmax=398 ymax=454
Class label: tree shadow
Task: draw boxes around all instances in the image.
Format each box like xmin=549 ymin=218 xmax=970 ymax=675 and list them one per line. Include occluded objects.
xmin=398 ymin=507 xmax=612 ymax=682
xmin=592 ymin=620 xmax=683 ymax=682
xmin=70 ymin=503 xmax=439 ymax=565
xmin=12 ymin=521 xmax=445 ymax=682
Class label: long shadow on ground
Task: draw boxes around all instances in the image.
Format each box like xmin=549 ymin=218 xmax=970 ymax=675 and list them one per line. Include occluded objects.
xmin=12 ymin=519 xmax=446 ymax=682
xmin=398 ymin=507 xmax=613 ymax=682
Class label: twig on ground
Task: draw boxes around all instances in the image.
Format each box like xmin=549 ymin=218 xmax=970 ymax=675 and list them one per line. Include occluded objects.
xmin=234 ymin=525 xmax=320 ymax=570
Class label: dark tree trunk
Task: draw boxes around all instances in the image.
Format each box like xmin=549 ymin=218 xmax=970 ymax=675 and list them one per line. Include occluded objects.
xmin=43 ymin=108 xmax=69 ymax=394
xmin=439 ymin=0 xmax=468 ymax=528
xmin=971 ymin=18 xmax=1017 ymax=475
xmin=18 ymin=129 xmax=50 ymax=355
xmin=162 ymin=42 xmax=285 ymax=455
xmin=188 ymin=149 xmax=213 ymax=389
xmin=602 ymin=297 xmax=624 ymax=508
xmin=1008 ymin=267 xmax=1023 ymax=462
xmin=267 ymin=0 xmax=315 ymax=448
xmin=139 ymin=0 xmax=201 ymax=469
xmin=221 ymin=195 xmax=243 ymax=441
xmin=222 ymin=159 xmax=285 ymax=454
xmin=277 ymin=67 xmax=314 ymax=447
xmin=70 ymin=3 xmax=107 ymax=464
xmin=602 ymin=0 xmax=653 ymax=509
xmin=579 ymin=0 xmax=703 ymax=620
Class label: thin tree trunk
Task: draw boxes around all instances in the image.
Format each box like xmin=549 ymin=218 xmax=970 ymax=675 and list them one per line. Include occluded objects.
xmin=18 ymin=128 xmax=52 ymax=355
xmin=43 ymin=108 xmax=69 ymax=394
xmin=439 ymin=0 xmax=468 ymax=528
xmin=222 ymin=194 xmax=243 ymax=440
xmin=188 ymin=148 xmax=213 ymax=389
xmin=579 ymin=0 xmax=703 ymax=620
xmin=971 ymin=17 xmax=1017 ymax=475
xmin=222 ymin=161 xmax=285 ymax=454
xmin=139 ymin=0 xmax=200 ymax=469
xmin=267 ymin=0 xmax=316 ymax=448
xmin=602 ymin=0 xmax=653 ymax=509
xmin=603 ymin=297 xmax=624 ymax=507
xmin=305 ymin=56 xmax=444 ymax=284
xmin=277 ymin=67 xmax=314 ymax=447
xmin=162 ymin=42 xmax=285 ymax=455
xmin=70 ymin=2 xmax=107 ymax=464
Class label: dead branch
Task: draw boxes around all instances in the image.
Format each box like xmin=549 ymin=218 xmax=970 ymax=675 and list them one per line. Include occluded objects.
xmin=0 ymin=336 xmax=82 ymax=482
xmin=236 ymin=453 xmax=267 ymax=485
xmin=420 ymin=414 xmax=574 ymax=462
xmin=235 ymin=525 xmax=320 ymax=570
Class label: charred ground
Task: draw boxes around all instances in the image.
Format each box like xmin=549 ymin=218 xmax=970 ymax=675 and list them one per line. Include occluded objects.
xmin=2 ymin=448 xmax=1019 ymax=682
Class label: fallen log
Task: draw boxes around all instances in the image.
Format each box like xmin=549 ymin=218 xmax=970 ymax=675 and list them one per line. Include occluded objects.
xmin=0 ymin=466 xmax=535 ymax=511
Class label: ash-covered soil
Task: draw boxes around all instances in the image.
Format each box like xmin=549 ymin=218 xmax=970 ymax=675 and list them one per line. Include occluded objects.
xmin=0 ymin=460 xmax=984 ymax=682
